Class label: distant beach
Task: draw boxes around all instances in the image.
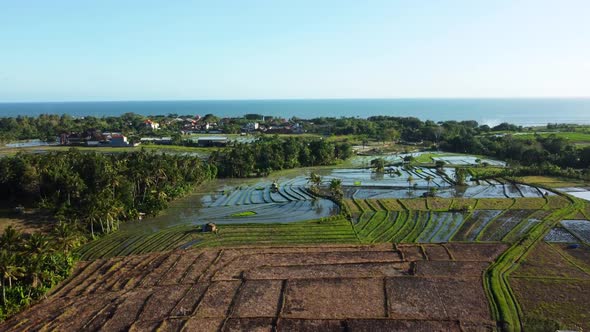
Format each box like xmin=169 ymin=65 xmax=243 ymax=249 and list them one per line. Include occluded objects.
xmin=0 ymin=98 xmax=588 ymax=126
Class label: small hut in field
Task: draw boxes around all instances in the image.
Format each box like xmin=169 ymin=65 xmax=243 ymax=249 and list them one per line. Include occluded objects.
xmin=203 ymin=223 xmax=218 ymax=233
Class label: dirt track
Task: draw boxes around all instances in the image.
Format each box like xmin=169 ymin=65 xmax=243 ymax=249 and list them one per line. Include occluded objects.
xmin=0 ymin=243 xmax=507 ymax=332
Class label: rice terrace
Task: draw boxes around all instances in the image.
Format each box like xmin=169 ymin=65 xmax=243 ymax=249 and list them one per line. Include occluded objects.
xmin=2 ymin=151 xmax=590 ymax=332
xmin=2 ymin=2 xmax=590 ymax=330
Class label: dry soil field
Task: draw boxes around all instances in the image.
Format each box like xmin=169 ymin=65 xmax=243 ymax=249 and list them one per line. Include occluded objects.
xmin=0 ymin=243 xmax=507 ymax=332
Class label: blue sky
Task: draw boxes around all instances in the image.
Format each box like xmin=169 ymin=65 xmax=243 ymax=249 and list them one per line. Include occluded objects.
xmin=1 ymin=0 xmax=589 ymax=101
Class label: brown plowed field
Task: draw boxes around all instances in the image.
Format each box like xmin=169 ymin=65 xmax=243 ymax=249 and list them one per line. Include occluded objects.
xmin=0 ymin=243 xmax=506 ymax=332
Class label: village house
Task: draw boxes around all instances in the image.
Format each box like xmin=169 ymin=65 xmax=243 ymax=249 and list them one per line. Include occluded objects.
xmin=243 ymin=122 xmax=259 ymax=132
xmin=144 ymin=119 xmax=160 ymax=130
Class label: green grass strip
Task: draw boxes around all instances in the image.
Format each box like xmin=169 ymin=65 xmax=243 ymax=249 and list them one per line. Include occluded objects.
xmin=403 ymin=211 xmax=431 ymax=243
xmin=380 ymin=211 xmax=409 ymax=242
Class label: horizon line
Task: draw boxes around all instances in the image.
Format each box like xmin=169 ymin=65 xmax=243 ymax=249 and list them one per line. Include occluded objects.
xmin=1 ymin=96 xmax=590 ymax=104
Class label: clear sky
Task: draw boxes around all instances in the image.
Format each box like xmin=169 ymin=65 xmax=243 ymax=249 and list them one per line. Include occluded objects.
xmin=1 ymin=0 xmax=589 ymax=101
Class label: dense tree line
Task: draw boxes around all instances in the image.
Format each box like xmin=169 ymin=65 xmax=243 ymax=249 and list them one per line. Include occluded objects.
xmin=441 ymin=134 xmax=590 ymax=170
xmin=0 ymin=113 xmax=218 ymax=143
xmin=0 ymin=136 xmax=349 ymax=237
xmin=306 ymin=116 xmax=485 ymax=143
xmin=3 ymin=112 xmax=589 ymax=184
xmin=0 ymin=149 xmax=217 ymax=236
xmin=0 ymin=113 xmax=149 ymax=142
xmin=306 ymin=116 xmax=590 ymax=170
xmin=212 ymin=136 xmax=352 ymax=177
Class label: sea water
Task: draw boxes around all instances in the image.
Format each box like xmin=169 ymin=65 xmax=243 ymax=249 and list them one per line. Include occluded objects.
xmin=0 ymin=98 xmax=589 ymax=126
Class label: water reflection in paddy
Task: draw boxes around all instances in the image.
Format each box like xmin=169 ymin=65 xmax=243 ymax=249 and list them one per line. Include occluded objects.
xmin=120 ymin=175 xmax=338 ymax=232
xmin=122 ymin=162 xmax=548 ymax=232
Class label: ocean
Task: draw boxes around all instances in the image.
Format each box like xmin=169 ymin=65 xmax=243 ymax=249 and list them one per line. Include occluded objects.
xmin=0 ymin=98 xmax=589 ymax=126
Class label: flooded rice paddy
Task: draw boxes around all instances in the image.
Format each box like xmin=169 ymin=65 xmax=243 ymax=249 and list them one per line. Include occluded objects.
xmin=320 ymin=166 xmax=549 ymax=199
xmin=121 ymin=175 xmax=339 ymax=231
xmin=545 ymin=220 xmax=590 ymax=243
xmin=351 ymin=152 xmax=505 ymax=167
xmin=556 ymin=187 xmax=590 ymax=202
xmin=129 ymin=161 xmax=551 ymax=232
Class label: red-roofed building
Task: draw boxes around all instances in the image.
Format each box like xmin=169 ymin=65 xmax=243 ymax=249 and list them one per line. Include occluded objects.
xmin=144 ymin=119 xmax=160 ymax=130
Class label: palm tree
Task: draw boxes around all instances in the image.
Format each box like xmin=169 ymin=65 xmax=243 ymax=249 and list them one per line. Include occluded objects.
xmin=362 ymin=138 xmax=369 ymax=148
xmin=455 ymin=168 xmax=467 ymax=186
xmin=425 ymin=175 xmax=434 ymax=190
xmin=407 ymin=175 xmax=414 ymax=191
xmin=52 ymin=222 xmax=81 ymax=254
xmin=0 ymin=226 xmax=22 ymax=253
xmin=24 ymin=233 xmax=51 ymax=257
xmin=86 ymin=204 xmax=100 ymax=238
xmin=329 ymin=178 xmax=343 ymax=202
xmin=0 ymin=250 xmax=24 ymax=305
xmin=308 ymin=172 xmax=322 ymax=195
xmin=25 ymin=254 xmax=48 ymax=290
xmin=22 ymin=234 xmax=52 ymax=291
xmin=371 ymin=158 xmax=386 ymax=173
xmin=64 ymin=173 xmax=86 ymax=206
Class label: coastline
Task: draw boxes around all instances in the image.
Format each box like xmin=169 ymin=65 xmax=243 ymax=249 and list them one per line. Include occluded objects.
xmin=1 ymin=98 xmax=589 ymax=126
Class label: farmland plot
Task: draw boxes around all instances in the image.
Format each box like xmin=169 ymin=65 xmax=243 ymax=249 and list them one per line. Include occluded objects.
xmin=390 ymin=212 xmax=421 ymax=242
xmin=460 ymin=185 xmax=509 ymax=199
xmin=79 ymin=194 xmax=573 ymax=261
xmin=332 ymin=165 xmax=547 ymax=199
xmin=553 ymin=243 xmax=590 ymax=270
xmin=346 ymin=197 xmax=563 ymax=244
xmin=416 ymin=212 xmax=454 ymax=242
xmin=427 ymin=212 xmax=465 ymax=243
xmin=354 ymin=211 xmax=376 ymax=229
xmin=513 ymin=242 xmax=590 ymax=280
xmin=356 ymin=211 xmax=387 ymax=237
xmin=199 ymin=200 xmax=338 ymax=225
xmin=350 ymin=188 xmax=431 ymax=199
xmin=502 ymin=210 xmax=552 ymax=242
xmin=478 ymin=210 xmax=536 ymax=241
xmin=401 ymin=211 xmax=431 ymax=242
xmin=1 ymin=244 xmax=503 ymax=331
xmin=452 ymin=210 xmax=503 ymax=241
xmin=511 ymin=241 xmax=590 ymax=330
xmin=328 ymin=167 xmax=452 ymax=189
xmin=510 ymin=197 xmax=546 ymax=209
xmin=544 ymin=228 xmax=579 ymax=243
xmin=511 ymin=279 xmax=590 ymax=331
xmin=432 ymin=155 xmax=505 ymax=166
xmin=516 ymin=184 xmax=544 ymax=198
xmin=475 ymin=198 xmax=515 ymax=210
xmin=78 ymin=218 xmax=360 ymax=260
xmin=560 ymin=220 xmax=590 ymax=243
xmin=358 ymin=211 xmax=400 ymax=241
xmin=370 ymin=212 xmax=410 ymax=243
